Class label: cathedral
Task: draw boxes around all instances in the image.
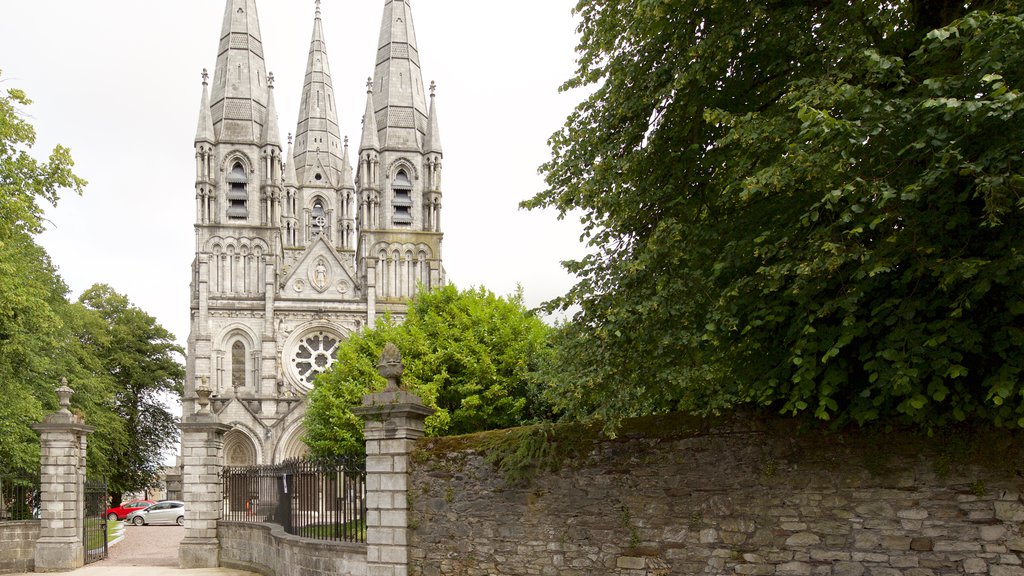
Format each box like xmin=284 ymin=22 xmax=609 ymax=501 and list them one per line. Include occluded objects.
xmin=184 ymin=0 xmax=445 ymax=466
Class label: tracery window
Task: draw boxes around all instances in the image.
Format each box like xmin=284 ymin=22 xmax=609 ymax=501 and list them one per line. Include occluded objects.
xmin=290 ymin=331 xmax=340 ymax=386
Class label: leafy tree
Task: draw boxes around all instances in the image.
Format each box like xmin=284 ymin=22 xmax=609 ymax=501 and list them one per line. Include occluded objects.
xmin=305 ymin=285 xmax=554 ymax=456
xmin=0 ymin=72 xmax=85 ymax=475
xmin=0 ymin=70 xmax=85 ymax=241
xmin=76 ymin=284 xmax=185 ymax=502
xmin=526 ymin=1 xmax=1024 ymax=430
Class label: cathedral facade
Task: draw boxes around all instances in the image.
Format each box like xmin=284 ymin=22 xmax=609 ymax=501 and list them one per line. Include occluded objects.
xmin=185 ymin=0 xmax=444 ymax=466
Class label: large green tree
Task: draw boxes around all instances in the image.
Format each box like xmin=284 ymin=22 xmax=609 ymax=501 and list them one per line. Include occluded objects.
xmin=0 ymin=71 xmax=87 ymax=475
xmin=527 ymin=1 xmax=1024 ymax=430
xmin=76 ymin=285 xmax=185 ymax=502
xmin=305 ymin=285 xmax=554 ymax=456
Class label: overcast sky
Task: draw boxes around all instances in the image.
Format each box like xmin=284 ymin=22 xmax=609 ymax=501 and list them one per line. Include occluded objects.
xmin=0 ymin=0 xmax=588 ymax=351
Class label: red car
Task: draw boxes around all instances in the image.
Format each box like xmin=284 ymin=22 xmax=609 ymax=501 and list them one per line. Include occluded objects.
xmin=105 ymin=500 xmax=155 ymax=521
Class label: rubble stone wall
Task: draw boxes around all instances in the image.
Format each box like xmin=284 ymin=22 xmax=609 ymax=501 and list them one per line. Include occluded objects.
xmin=409 ymin=417 xmax=1024 ymax=576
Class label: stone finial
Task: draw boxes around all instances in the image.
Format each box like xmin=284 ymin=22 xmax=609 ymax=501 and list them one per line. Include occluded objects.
xmin=315 ymin=0 xmax=322 ymax=17
xmin=56 ymin=379 xmax=74 ymax=414
xmin=201 ymin=68 xmax=209 ymax=86
xmin=366 ymin=77 xmax=374 ymax=94
xmin=288 ymin=132 xmax=293 ymax=145
xmin=196 ymin=377 xmax=212 ymax=414
xmin=378 ymin=343 xmax=404 ymax=391
xmin=268 ymin=71 xmax=275 ymax=88
xmin=430 ymin=80 xmax=437 ymax=98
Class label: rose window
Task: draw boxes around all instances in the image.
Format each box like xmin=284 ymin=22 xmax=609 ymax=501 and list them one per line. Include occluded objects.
xmin=290 ymin=331 xmax=340 ymax=386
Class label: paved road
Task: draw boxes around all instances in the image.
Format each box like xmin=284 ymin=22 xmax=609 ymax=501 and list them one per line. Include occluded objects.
xmin=105 ymin=524 xmax=184 ymax=566
xmin=9 ymin=523 xmax=258 ymax=576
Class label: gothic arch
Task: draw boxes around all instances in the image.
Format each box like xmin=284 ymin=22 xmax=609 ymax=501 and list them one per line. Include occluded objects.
xmin=223 ymin=426 xmax=262 ymax=466
xmin=220 ymin=152 xmax=254 ymax=176
xmin=214 ymin=323 xmax=261 ymax=394
xmin=386 ymin=158 xmax=420 ymax=182
xmin=274 ymin=419 xmax=310 ymax=463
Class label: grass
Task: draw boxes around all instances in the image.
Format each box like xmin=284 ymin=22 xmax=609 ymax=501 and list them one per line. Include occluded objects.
xmin=297 ymin=519 xmax=366 ymax=542
xmin=83 ymin=518 xmax=119 ymax=551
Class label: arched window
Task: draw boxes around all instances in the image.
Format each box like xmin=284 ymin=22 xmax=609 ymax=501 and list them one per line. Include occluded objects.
xmin=226 ymin=163 xmax=248 ymax=219
xmin=392 ymin=169 xmax=413 ymax=226
xmin=231 ymin=341 xmax=246 ymax=388
xmin=311 ymin=199 xmax=327 ymax=236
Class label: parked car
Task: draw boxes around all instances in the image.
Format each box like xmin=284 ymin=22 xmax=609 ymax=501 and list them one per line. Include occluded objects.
xmin=126 ymin=500 xmax=185 ymax=526
xmin=105 ymin=500 xmax=155 ymax=521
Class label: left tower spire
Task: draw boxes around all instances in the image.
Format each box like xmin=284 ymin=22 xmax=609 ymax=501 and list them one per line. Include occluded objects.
xmin=210 ymin=0 xmax=271 ymax=144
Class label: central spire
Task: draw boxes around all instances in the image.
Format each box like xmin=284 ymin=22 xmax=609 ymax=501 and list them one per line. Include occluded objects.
xmin=210 ymin=0 xmax=271 ymax=143
xmin=293 ymin=0 xmax=345 ymax=186
xmin=370 ymin=0 xmax=430 ymax=150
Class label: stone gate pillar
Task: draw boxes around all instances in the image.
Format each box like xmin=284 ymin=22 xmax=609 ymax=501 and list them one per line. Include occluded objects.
xmin=178 ymin=378 xmax=231 ymax=569
xmin=354 ymin=344 xmax=433 ymax=576
xmin=32 ymin=381 xmax=94 ymax=572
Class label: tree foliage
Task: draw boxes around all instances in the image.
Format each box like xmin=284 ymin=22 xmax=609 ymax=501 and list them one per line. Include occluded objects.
xmin=77 ymin=284 xmax=185 ymax=500
xmin=527 ymin=0 xmax=1024 ymax=430
xmin=0 ymin=76 xmax=182 ymax=496
xmin=305 ymin=285 xmax=554 ymax=456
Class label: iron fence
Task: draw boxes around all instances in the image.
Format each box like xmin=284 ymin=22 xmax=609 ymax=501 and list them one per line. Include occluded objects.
xmin=223 ymin=456 xmax=366 ymax=543
xmin=0 ymin=476 xmax=40 ymax=522
xmin=83 ymin=478 xmax=108 ymax=564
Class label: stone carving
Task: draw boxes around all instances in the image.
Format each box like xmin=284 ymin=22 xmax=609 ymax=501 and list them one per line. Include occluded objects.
xmin=378 ymin=343 xmax=403 ymax=391
xmin=196 ymin=377 xmax=212 ymax=414
xmin=312 ymin=259 xmax=329 ymax=292
xmin=56 ymin=379 xmax=74 ymax=414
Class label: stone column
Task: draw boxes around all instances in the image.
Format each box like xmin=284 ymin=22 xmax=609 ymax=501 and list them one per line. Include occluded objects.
xmin=354 ymin=344 xmax=433 ymax=576
xmin=32 ymin=381 xmax=94 ymax=572
xmin=179 ymin=379 xmax=231 ymax=569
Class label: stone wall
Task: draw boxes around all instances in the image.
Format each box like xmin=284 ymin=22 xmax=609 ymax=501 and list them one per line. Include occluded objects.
xmin=0 ymin=521 xmax=40 ymax=574
xmin=409 ymin=416 xmax=1024 ymax=576
xmin=218 ymin=521 xmax=367 ymax=576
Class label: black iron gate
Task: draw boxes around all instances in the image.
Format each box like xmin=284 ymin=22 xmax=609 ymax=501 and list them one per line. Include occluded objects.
xmin=83 ymin=479 xmax=108 ymax=564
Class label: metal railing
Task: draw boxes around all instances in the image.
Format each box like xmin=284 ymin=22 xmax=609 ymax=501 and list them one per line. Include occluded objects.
xmin=223 ymin=456 xmax=366 ymax=543
xmin=0 ymin=476 xmax=40 ymax=522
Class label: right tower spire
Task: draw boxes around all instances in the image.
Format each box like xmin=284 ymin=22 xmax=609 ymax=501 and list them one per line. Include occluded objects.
xmin=357 ymin=0 xmax=445 ymax=326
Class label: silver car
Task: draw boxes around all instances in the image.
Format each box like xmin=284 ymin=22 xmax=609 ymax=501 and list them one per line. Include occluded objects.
xmin=125 ymin=500 xmax=185 ymax=526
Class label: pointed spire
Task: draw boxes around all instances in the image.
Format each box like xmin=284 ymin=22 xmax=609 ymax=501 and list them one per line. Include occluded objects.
xmin=293 ymin=0 xmax=345 ymax=186
xmin=372 ymin=0 xmax=430 ymax=150
xmin=341 ymin=135 xmax=354 ymax=184
xmin=423 ymin=81 xmax=442 ymax=155
xmin=210 ymin=0 xmax=271 ymax=143
xmin=359 ymin=78 xmax=381 ymax=152
xmin=284 ymin=133 xmax=297 ymax=186
xmin=195 ymin=69 xmax=216 ymax=144
xmin=262 ymin=72 xmax=281 ymax=147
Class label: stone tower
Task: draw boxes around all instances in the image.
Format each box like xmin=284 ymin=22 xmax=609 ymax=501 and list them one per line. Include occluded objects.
xmin=185 ymin=0 xmax=445 ymax=465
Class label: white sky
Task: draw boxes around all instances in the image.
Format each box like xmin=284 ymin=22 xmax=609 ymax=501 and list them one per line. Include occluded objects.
xmin=0 ymin=0 xmax=588 ymax=352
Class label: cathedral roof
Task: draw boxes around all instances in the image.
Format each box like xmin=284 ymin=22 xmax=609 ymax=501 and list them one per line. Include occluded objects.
xmin=371 ymin=0 xmax=430 ymax=151
xmin=293 ymin=0 xmax=347 ymax=187
xmin=209 ymin=0 xmax=271 ymax=144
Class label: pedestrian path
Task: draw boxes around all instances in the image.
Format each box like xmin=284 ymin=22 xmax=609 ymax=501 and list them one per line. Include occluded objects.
xmin=8 ymin=568 xmax=257 ymax=576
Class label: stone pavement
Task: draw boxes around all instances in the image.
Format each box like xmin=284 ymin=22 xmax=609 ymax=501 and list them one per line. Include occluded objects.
xmin=8 ymin=568 xmax=257 ymax=576
xmin=7 ymin=524 xmax=259 ymax=576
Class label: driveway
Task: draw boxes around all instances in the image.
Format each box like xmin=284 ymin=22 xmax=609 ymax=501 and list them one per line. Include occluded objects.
xmin=8 ymin=524 xmax=258 ymax=576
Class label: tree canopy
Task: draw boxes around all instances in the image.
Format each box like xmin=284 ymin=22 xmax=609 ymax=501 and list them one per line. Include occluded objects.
xmin=526 ymin=0 xmax=1024 ymax=430
xmin=76 ymin=284 xmax=185 ymax=501
xmin=0 ymin=75 xmax=183 ymax=497
xmin=304 ymin=285 xmax=554 ymax=456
